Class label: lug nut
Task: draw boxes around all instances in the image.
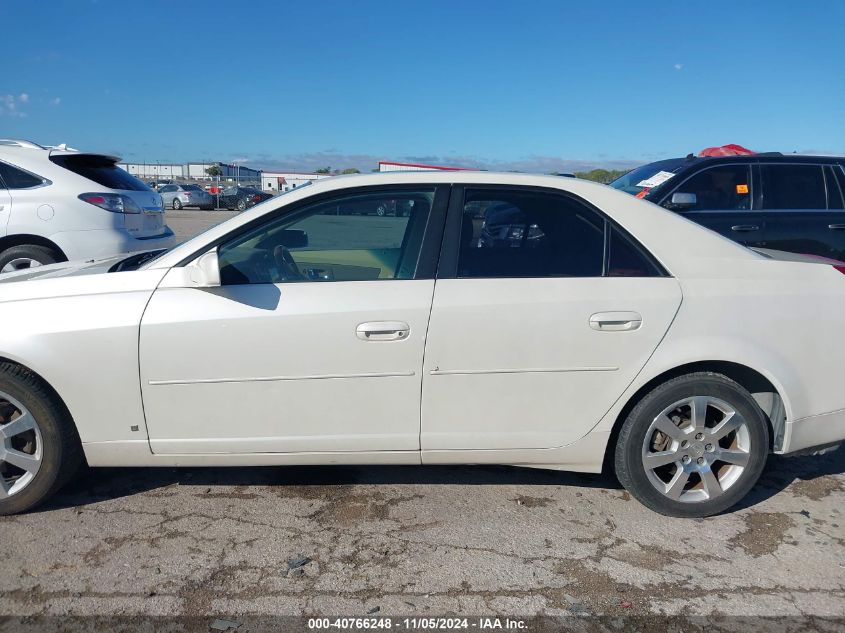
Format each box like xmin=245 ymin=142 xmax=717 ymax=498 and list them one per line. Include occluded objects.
xmin=681 ymin=440 xmax=689 ymax=448
xmin=697 ymin=457 xmax=705 ymax=465
xmin=705 ymin=443 xmax=713 ymax=452
xmin=681 ymin=455 xmax=691 ymax=464
xmin=695 ymin=433 xmax=704 ymax=440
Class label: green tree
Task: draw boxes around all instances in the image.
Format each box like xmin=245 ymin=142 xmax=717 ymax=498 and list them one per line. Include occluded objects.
xmin=573 ymin=168 xmax=629 ymax=184
xmin=205 ymin=164 xmax=222 ymax=178
xmin=315 ymin=167 xmax=332 ymax=174
xmin=340 ymin=168 xmax=360 ymax=174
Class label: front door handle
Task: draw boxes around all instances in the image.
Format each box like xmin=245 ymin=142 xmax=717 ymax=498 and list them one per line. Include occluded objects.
xmin=356 ymin=321 xmax=410 ymax=341
xmin=731 ymin=225 xmax=760 ymax=232
xmin=589 ymin=311 xmax=642 ymax=332
xmin=829 ymin=224 xmax=845 ymax=230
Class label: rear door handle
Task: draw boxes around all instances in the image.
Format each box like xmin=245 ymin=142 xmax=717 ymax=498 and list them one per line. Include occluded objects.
xmin=356 ymin=321 xmax=410 ymax=341
xmin=829 ymin=224 xmax=845 ymax=230
xmin=589 ymin=311 xmax=642 ymax=332
xmin=731 ymin=225 xmax=759 ymax=232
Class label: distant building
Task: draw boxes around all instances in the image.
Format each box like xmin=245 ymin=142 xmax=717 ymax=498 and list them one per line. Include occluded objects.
xmin=261 ymin=171 xmax=331 ymax=193
xmin=378 ymin=160 xmax=472 ymax=172
xmin=118 ymin=161 xmax=261 ymax=184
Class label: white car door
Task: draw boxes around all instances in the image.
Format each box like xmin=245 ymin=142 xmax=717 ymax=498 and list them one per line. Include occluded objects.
xmin=139 ymin=185 xmax=447 ymax=454
xmin=421 ymin=186 xmax=682 ymax=452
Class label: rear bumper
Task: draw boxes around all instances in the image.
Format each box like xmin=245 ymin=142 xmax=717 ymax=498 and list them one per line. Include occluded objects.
xmin=51 ymin=227 xmax=176 ymax=261
xmin=782 ymin=408 xmax=845 ymax=454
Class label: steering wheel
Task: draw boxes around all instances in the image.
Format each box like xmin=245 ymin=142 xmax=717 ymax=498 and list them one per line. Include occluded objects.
xmin=273 ymin=245 xmax=303 ymax=281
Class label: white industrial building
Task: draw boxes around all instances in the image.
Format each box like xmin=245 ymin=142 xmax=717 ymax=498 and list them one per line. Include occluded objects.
xmin=119 ymin=161 xmax=261 ymax=183
xmin=378 ymin=160 xmax=470 ymax=172
xmin=261 ymin=171 xmax=331 ymax=193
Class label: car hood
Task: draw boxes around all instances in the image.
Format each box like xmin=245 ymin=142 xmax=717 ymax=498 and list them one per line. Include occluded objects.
xmin=0 ymin=254 xmax=134 ymax=283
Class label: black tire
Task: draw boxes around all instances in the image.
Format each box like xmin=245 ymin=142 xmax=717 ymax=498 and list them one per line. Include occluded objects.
xmin=0 ymin=244 xmax=60 ymax=274
xmin=236 ymin=198 xmax=247 ymax=212
xmin=0 ymin=363 xmax=83 ymax=515
xmin=172 ymin=198 xmax=183 ymax=210
xmin=614 ymin=372 xmax=769 ymax=518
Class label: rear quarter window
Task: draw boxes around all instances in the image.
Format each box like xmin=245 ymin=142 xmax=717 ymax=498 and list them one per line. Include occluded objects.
xmin=50 ymin=155 xmax=151 ymax=191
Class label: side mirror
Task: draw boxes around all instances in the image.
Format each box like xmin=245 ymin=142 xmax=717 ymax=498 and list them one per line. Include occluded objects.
xmin=187 ymin=248 xmax=221 ymax=288
xmin=669 ymin=192 xmax=697 ymax=210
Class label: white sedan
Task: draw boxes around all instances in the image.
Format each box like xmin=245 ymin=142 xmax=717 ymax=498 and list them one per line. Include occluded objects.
xmin=1 ymin=171 xmax=843 ymax=517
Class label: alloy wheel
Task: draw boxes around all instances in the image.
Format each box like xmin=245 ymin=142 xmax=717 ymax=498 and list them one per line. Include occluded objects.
xmin=1 ymin=258 xmax=43 ymax=274
xmin=0 ymin=391 xmax=43 ymax=498
xmin=641 ymin=396 xmax=751 ymax=503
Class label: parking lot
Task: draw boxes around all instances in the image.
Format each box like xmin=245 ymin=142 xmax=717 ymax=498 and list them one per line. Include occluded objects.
xmin=0 ymin=211 xmax=843 ymax=621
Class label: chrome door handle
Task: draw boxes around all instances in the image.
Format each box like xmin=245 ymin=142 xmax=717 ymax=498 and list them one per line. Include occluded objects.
xmin=829 ymin=224 xmax=845 ymax=230
xmin=356 ymin=321 xmax=410 ymax=341
xmin=589 ymin=311 xmax=642 ymax=332
xmin=731 ymin=225 xmax=759 ymax=232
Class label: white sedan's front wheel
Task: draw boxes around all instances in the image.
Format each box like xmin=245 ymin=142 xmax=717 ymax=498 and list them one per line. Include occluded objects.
xmin=615 ymin=372 xmax=769 ymax=518
xmin=0 ymin=364 xmax=82 ymax=515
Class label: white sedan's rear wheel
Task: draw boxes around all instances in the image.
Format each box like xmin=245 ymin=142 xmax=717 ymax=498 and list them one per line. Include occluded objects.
xmin=0 ymin=364 xmax=82 ymax=515
xmin=615 ymin=372 xmax=769 ymax=517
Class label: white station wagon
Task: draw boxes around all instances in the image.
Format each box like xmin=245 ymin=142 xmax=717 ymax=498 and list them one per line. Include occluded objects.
xmin=0 ymin=171 xmax=843 ymax=517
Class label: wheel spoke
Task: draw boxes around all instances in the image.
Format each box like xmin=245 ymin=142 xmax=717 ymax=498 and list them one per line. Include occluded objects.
xmin=689 ymin=396 xmax=709 ymax=430
xmin=0 ymin=412 xmax=35 ymax=439
xmin=643 ymin=450 xmax=681 ymax=470
xmin=652 ymin=415 xmax=686 ymax=441
xmin=713 ymin=448 xmax=750 ymax=467
xmin=2 ymin=448 xmax=40 ymax=473
xmin=700 ymin=466 xmax=723 ymax=499
xmin=664 ymin=468 xmax=691 ymax=500
xmin=709 ymin=411 xmax=745 ymax=440
xmin=0 ymin=479 xmax=9 ymax=500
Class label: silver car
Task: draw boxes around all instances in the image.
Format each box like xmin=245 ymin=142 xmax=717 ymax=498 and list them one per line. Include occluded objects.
xmin=159 ymin=183 xmax=213 ymax=210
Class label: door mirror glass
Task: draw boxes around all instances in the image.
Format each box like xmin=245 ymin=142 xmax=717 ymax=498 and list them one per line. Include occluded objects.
xmin=669 ymin=192 xmax=697 ymax=209
xmin=187 ymin=248 xmax=221 ymax=288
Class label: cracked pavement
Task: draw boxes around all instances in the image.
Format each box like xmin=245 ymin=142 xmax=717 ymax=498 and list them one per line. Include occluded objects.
xmin=0 ymin=447 xmax=843 ymax=617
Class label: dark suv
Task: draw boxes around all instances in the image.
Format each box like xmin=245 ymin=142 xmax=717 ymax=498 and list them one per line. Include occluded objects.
xmin=610 ymin=154 xmax=845 ymax=261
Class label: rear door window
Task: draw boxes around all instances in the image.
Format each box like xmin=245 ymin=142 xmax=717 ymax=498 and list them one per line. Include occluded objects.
xmin=0 ymin=161 xmax=46 ymax=189
xmin=760 ymin=164 xmax=826 ymax=210
xmin=50 ymin=154 xmax=151 ymax=191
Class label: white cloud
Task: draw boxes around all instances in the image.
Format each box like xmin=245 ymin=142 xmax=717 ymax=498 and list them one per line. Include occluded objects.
xmin=674 ymin=63 xmax=683 ymax=70
xmin=18 ymin=93 xmax=29 ymax=103
xmin=51 ymin=97 xmax=61 ymax=106
xmin=0 ymin=94 xmax=27 ymax=117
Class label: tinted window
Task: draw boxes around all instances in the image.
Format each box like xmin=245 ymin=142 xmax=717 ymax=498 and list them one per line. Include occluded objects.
xmin=761 ymin=164 xmax=825 ymax=210
xmin=825 ymin=167 xmax=844 ymax=210
xmin=457 ymin=190 xmax=605 ymax=278
xmin=161 ymin=185 xmax=177 ymax=193
xmin=0 ymin=161 xmax=45 ymax=189
xmin=218 ymin=188 xmax=434 ymax=284
xmin=50 ymin=155 xmax=151 ymax=191
xmin=607 ymin=226 xmax=662 ymax=277
xmin=182 ymin=184 xmax=203 ymax=191
xmin=665 ymin=164 xmax=752 ymax=211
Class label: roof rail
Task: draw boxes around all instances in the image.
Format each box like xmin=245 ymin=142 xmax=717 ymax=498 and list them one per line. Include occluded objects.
xmin=0 ymin=139 xmax=45 ymax=149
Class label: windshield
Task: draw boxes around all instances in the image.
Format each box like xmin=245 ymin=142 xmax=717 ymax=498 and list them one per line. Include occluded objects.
xmin=609 ymin=158 xmax=689 ymax=196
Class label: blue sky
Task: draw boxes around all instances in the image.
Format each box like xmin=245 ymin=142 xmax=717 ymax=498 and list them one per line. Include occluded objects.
xmin=2 ymin=0 xmax=843 ymax=172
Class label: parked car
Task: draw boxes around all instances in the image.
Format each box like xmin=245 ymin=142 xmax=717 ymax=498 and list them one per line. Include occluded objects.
xmin=0 ymin=139 xmax=174 ymax=273
xmin=1 ymin=171 xmax=844 ymax=517
xmin=159 ymin=183 xmax=214 ymax=210
xmin=217 ymin=186 xmax=272 ymax=211
xmin=610 ymin=154 xmax=845 ymax=261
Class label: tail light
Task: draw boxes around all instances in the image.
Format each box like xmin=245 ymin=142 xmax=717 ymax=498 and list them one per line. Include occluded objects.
xmin=835 ymin=265 xmax=845 ymax=275
xmin=183 ymin=192 xmax=192 ymax=197
xmin=79 ymin=193 xmax=142 ymax=214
